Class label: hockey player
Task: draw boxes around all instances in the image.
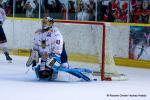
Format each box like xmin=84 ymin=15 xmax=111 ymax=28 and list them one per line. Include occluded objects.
xmin=0 ymin=0 xmax=12 ymax=62
xmin=26 ymin=16 xmax=68 ymax=79
xmin=26 ymin=17 xmax=94 ymax=81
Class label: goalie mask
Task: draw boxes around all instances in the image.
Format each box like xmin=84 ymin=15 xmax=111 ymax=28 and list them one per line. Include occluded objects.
xmin=38 ymin=67 xmax=53 ymax=79
xmin=42 ymin=17 xmax=54 ymax=30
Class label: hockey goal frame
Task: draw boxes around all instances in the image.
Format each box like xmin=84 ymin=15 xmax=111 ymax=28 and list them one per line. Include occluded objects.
xmin=54 ymin=20 xmax=116 ymax=81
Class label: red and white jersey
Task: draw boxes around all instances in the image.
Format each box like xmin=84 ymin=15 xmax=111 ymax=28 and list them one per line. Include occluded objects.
xmin=33 ymin=26 xmax=63 ymax=56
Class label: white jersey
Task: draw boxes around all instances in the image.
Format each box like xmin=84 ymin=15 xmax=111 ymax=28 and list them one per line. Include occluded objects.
xmin=0 ymin=7 xmax=6 ymax=23
xmin=33 ymin=26 xmax=63 ymax=56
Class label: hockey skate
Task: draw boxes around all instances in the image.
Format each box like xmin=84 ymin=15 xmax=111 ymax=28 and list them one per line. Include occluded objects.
xmin=4 ymin=52 xmax=12 ymax=63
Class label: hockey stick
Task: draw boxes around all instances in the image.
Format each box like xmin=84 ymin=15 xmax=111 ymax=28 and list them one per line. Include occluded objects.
xmin=25 ymin=67 xmax=31 ymax=74
xmin=25 ymin=66 xmax=35 ymax=74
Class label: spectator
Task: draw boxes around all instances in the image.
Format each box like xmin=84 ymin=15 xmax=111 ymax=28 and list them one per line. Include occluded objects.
xmin=45 ymin=0 xmax=63 ymax=19
xmin=4 ymin=0 xmax=13 ymax=16
xmin=97 ymin=0 xmax=107 ymax=21
xmin=15 ymin=0 xmax=24 ymax=17
xmin=87 ymin=0 xmax=95 ymax=21
xmin=68 ymin=0 xmax=75 ymax=20
xmin=33 ymin=0 xmax=39 ymax=18
xmin=120 ymin=0 xmax=128 ymax=22
xmin=55 ymin=0 xmax=62 ymax=12
xmin=40 ymin=0 xmax=46 ymax=17
xmin=61 ymin=3 xmax=67 ymax=19
xmin=140 ymin=0 xmax=150 ymax=23
xmin=130 ymin=0 xmax=142 ymax=23
xmin=77 ymin=1 xmax=89 ymax=21
xmin=23 ymin=0 xmax=36 ymax=17
xmin=103 ymin=1 xmax=115 ymax=22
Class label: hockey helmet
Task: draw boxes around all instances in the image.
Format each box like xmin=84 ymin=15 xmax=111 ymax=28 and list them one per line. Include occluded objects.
xmin=42 ymin=17 xmax=54 ymax=30
xmin=38 ymin=67 xmax=53 ymax=79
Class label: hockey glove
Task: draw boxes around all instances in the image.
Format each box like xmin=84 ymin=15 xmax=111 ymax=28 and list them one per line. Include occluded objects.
xmin=46 ymin=53 xmax=61 ymax=68
xmin=26 ymin=49 xmax=39 ymax=67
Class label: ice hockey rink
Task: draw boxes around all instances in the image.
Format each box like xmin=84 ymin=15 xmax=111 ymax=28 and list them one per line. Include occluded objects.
xmin=0 ymin=55 xmax=150 ymax=100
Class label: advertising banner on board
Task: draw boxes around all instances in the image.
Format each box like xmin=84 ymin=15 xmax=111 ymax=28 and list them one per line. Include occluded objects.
xmin=129 ymin=26 xmax=150 ymax=60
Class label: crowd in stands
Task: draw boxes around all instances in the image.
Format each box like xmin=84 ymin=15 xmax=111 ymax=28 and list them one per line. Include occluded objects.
xmin=97 ymin=0 xmax=150 ymax=23
xmin=2 ymin=0 xmax=150 ymax=24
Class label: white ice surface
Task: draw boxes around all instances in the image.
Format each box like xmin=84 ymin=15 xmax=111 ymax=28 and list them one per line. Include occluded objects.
xmin=0 ymin=55 xmax=150 ymax=100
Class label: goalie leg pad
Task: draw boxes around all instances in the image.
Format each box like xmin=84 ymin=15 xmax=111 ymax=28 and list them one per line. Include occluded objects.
xmin=58 ymin=67 xmax=92 ymax=81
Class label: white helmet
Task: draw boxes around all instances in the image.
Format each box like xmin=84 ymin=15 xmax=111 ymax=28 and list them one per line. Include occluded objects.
xmin=42 ymin=17 xmax=54 ymax=30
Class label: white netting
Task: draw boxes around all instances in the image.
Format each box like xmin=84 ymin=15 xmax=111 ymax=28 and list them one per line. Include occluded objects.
xmin=54 ymin=21 xmax=127 ymax=81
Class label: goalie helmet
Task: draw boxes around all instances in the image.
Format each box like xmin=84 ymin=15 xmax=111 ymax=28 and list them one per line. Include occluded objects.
xmin=42 ymin=17 xmax=54 ymax=30
xmin=38 ymin=67 xmax=53 ymax=79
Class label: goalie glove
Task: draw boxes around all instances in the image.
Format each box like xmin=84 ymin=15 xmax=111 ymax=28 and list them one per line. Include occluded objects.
xmin=46 ymin=54 xmax=61 ymax=68
xmin=26 ymin=49 xmax=39 ymax=67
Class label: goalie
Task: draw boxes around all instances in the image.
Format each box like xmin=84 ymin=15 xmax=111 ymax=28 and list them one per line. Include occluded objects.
xmin=26 ymin=17 xmax=94 ymax=81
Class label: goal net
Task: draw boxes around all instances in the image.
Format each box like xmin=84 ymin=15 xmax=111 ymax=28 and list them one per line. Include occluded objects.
xmin=54 ymin=20 xmax=127 ymax=81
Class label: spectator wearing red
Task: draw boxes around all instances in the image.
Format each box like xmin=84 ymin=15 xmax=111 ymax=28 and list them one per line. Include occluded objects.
xmin=131 ymin=1 xmax=143 ymax=23
xmin=120 ymin=0 xmax=128 ymax=22
xmin=141 ymin=0 xmax=150 ymax=23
